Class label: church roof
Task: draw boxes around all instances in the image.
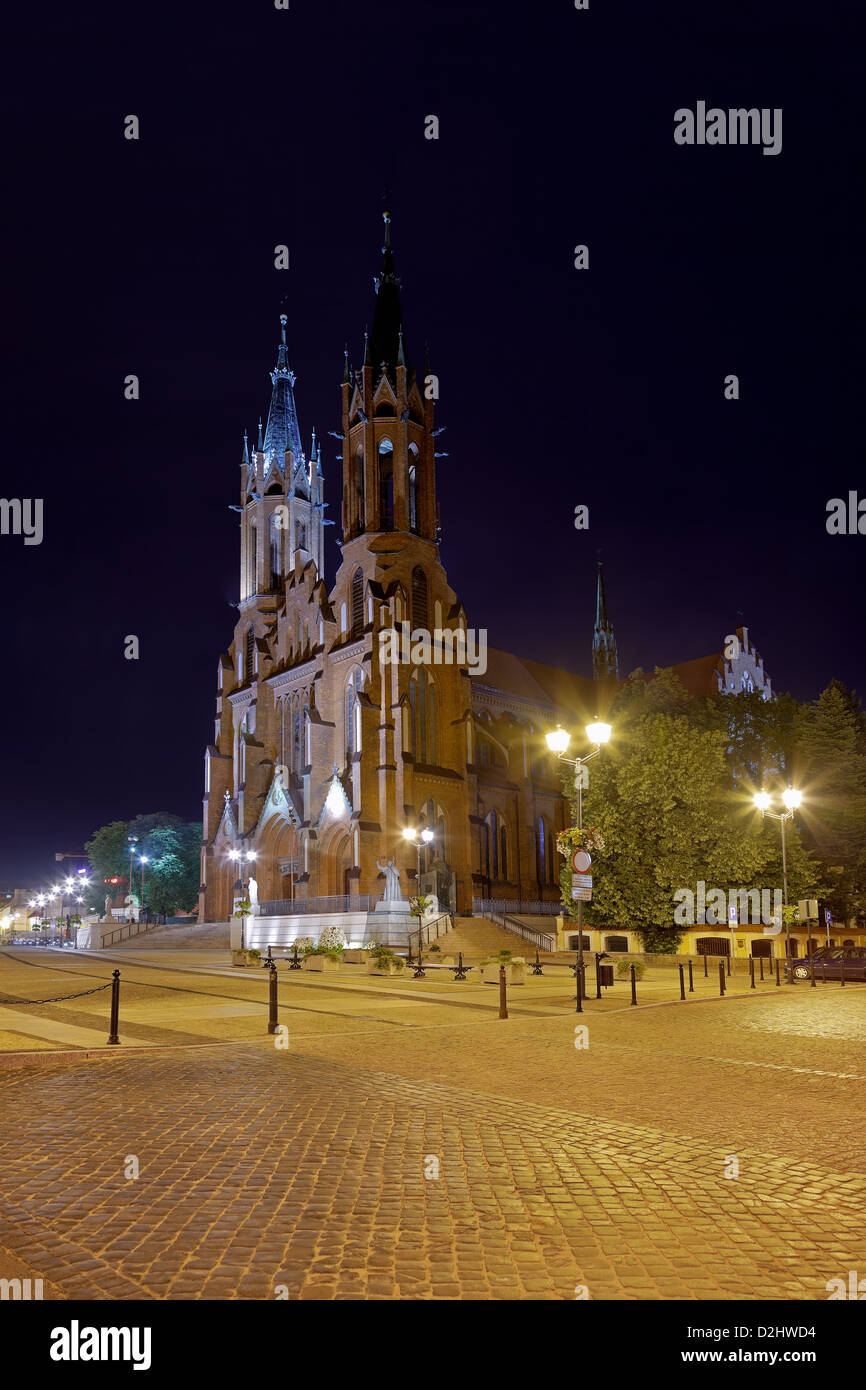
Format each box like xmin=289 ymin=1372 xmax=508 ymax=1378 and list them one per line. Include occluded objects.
xmin=474 ymin=648 xmax=599 ymax=718
xmin=263 ymin=314 xmax=303 ymax=465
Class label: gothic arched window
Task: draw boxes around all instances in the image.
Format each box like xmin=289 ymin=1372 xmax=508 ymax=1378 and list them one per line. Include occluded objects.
xmin=378 ymin=439 xmax=394 ymax=530
xmin=537 ymin=816 xmax=555 ymax=885
xmin=409 ymin=668 xmax=436 ymax=763
xmin=408 ymin=445 xmax=419 ymax=533
xmin=351 ymin=567 xmax=364 ymax=638
xmin=412 ymin=566 xmax=429 ymax=632
xmin=345 ymin=666 xmax=363 ymax=763
xmin=291 ymin=696 xmax=301 ymax=773
xmin=268 ymin=513 xmax=281 ymax=589
xmin=354 ymin=449 xmax=365 ymax=534
xmin=247 ymin=518 xmax=257 ymax=595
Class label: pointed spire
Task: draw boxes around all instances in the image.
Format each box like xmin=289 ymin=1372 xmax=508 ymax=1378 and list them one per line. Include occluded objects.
xmin=343 ymin=344 xmax=350 ymax=384
xmin=263 ymin=313 xmax=303 ymax=466
xmin=397 ymin=327 xmax=406 ymax=368
xmin=593 ymin=561 xmax=619 ymax=681
xmin=257 ymin=418 xmax=264 ymax=451
xmin=241 ymin=430 xmax=249 ymax=465
xmin=369 ymin=205 xmax=406 ymax=376
xmin=363 ymin=327 xmax=370 ymax=367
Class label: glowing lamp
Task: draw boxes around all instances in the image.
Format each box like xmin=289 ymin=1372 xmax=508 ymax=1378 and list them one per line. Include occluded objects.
xmin=402 ymin=827 xmax=417 ymax=841
xmin=586 ymin=720 xmax=612 ymax=745
xmin=546 ymin=727 xmax=571 ymax=755
xmin=753 ymin=792 xmax=771 ymax=811
xmin=421 ymin=829 xmax=434 ymax=843
xmin=782 ymin=789 xmax=802 ymax=811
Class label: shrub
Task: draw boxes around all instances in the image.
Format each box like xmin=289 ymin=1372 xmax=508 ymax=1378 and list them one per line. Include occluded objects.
xmin=294 ymin=935 xmax=315 ymax=953
xmin=615 ymin=958 xmax=646 ymax=980
xmin=428 ymin=942 xmax=441 ymax=953
xmin=369 ymin=943 xmax=405 ymax=970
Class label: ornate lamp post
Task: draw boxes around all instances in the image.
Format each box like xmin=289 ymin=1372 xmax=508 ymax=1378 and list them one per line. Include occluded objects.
xmin=228 ymin=848 xmax=257 ymax=947
xmin=138 ymin=856 xmax=148 ymax=919
xmin=546 ymin=719 xmax=612 ymax=1013
xmin=754 ymin=788 xmax=802 ymax=967
xmin=127 ymin=835 xmax=138 ymax=922
xmin=402 ymin=826 xmax=434 ymax=893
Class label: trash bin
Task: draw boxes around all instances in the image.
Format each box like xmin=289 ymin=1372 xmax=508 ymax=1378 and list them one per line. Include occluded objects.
xmin=598 ymin=964 xmax=614 ymax=988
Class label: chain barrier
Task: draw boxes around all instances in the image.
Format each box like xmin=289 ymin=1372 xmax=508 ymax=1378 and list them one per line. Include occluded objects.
xmin=0 ymin=983 xmax=112 ymax=1006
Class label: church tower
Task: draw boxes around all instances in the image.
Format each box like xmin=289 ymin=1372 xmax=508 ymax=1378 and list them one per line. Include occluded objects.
xmin=592 ymin=561 xmax=619 ymax=681
xmin=239 ymin=315 xmax=325 ymax=603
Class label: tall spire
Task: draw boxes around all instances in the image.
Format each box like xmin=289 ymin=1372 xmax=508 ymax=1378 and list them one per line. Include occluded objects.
xmin=593 ymin=562 xmax=619 ymax=681
xmin=241 ymin=430 xmax=249 ymax=466
xmin=369 ymin=205 xmax=406 ymax=375
xmin=263 ymin=312 xmax=303 ymax=466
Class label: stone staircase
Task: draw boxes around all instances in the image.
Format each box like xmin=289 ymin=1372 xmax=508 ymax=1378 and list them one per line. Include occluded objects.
xmin=428 ymin=916 xmax=558 ymax=961
xmin=111 ymin=921 xmax=230 ymax=949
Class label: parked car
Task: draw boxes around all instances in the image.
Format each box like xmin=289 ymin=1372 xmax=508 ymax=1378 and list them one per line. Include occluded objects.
xmin=787 ymin=946 xmax=866 ymax=981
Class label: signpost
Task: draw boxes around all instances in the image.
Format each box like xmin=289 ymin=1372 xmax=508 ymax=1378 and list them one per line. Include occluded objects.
xmin=824 ymin=907 xmax=831 ymax=948
xmin=571 ymin=850 xmax=592 ymax=902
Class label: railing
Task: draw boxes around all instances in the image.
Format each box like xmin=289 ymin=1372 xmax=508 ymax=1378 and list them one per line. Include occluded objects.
xmin=100 ymin=920 xmax=158 ymax=948
xmin=412 ymin=913 xmax=453 ymax=956
xmin=472 ymin=897 xmax=560 ymax=918
xmin=258 ymin=893 xmax=383 ymax=917
xmin=482 ymin=906 xmax=557 ymax=953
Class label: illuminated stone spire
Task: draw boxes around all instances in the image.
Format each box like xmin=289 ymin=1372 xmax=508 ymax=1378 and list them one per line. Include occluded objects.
xmin=263 ymin=313 xmax=303 ymax=467
xmin=593 ymin=562 xmax=619 ymax=681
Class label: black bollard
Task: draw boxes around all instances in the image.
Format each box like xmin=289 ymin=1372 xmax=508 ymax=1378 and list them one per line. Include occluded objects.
xmin=630 ymin=963 xmax=637 ymax=1007
xmin=107 ymin=969 xmax=121 ymax=1045
xmin=822 ymin=961 xmax=827 ymax=985
xmin=719 ymin=960 xmax=726 ymax=997
xmin=725 ymin=954 xmax=731 ymax=978
xmin=499 ymin=963 xmax=508 ymax=1019
xmin=576 ymin=961 xmax=584 ymax=1015
xmin=759 ymin=956 xmax=764 ymax=981
xmin=840 ymin=957 xmax=846 ymax=988
xmin=810 ymin=954 xmax=816 ymax=988
xmin=267 ymin=963 xmax=279 ymax=1034
xmin=749 ymin=956 xmax=755 ymax=990
xmin=703 ymin=953 xmax=708 ymax=978
xmin=678 ymin=963 xmax=685 ymax=1000
xmin=688 ymin=959 xmax=694 ymax=993
xmin=595 ymin=952 xmax=602 ymax=1000
xmin=775 ymin=958 xmax=781 ymax=987
xmin=573 ymin=953 xmax=583 ymax=1015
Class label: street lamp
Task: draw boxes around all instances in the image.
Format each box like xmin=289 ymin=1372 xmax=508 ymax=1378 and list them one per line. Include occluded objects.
xmin=138 ymin=857 xmax=148 ymax=919
xmin=127 ymin=835 xmax=138 ymax=922
xmin=546 ymin=719 xmax=612 ymax=1012
xmin=403 ymin=826 xmax=435 ymax=891
xmin=228 ymin=848 xmax=257 ymax=945
xmin=754 ymin=788 xmax=802 ymax=967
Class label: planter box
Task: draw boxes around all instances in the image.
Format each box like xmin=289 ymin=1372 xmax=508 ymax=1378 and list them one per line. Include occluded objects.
xmin=301 ymin=954 xmax=340 ymax=972
xmin=367 ymin=960 xmax=407 ymax=977
xmin=232 ymin=949 xmax=261 ymax=968
xmin=342 ymin=948 xmax=371 ymax=964
xmin=480 ymin=961 xmax=527 ymax=986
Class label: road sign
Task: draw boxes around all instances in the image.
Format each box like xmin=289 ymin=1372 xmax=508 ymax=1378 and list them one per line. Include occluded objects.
xmin=728 ymin=904 xmax=738 ymax=925
xmin=571 ymin=873 xmax=592 ymax=902
xmin=572 ymin=849 xmax=592 ymax=873
xmin=824 ymin=909 xmax=832 ymax=925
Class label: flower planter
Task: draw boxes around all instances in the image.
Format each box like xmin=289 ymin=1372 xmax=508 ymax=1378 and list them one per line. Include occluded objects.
xmin=480 ymin=960 xmax=527 ymax=986
xmin=231 ymin=949 xmax=261 ymax=968
xmin=301 ymin=954 xmax=340 ymax=972
xmin=367 ymin=960 xmax=407 ymax=977
xmin=342 ymin=948 xmax=371 ymax=964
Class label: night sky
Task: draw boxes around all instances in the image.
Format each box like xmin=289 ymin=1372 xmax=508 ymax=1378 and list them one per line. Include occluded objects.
xmin=3 ymin=0 xmax=863 ymax=883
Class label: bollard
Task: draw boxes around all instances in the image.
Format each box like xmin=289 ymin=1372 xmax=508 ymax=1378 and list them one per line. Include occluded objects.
xmin=688 ymin=959 xmax=694 ymax=993
xmin=107 ymin=969 xmax=121 ymax=1045
xmin=725 ymin=954 xmax=731 ymax=978
xmin=678 ymin=963 xmax=685 ymax=1000
xmin=630 ymin=963 xmax=637 ymax=1007
xmin=775 ymin=958 xmax=780 ymax=987
xmin=759 ymin=956 xmax=764 ymax=981
xmin=595 ymin=952 xmax=602 ymax=1000
xmin=576 ymin=963 xmax=585 ymax=1015
xmin=290 ymin=942 xmax=302 ymax=970
xmin=499 ymin=963 xmax=508 ymax=1019
xmin=703 ymin=953 xmax=708 ymax=978
xmin=268 ymin=963 xmax=279 ymax=1034
xmin=719 ymin=960 xmax=726 ymax=997
xmin=573 ymin=953 xmax=583 ymax=1015
xmin=810 ymin=954 xmax=816 ymax=988
xmin=531 ymin=949 xmax=543 ymax=976
xmin=822 ymin=961 xmax=827 ymax=985
xmin=749 ymin=956 xmax=755 ymax=990
xmin=840 ymin=957 xmax=846 ymax=988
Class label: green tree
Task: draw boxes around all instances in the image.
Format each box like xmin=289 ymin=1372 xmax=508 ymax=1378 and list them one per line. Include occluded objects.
xmin=84 ymin=813 xmax=201 ymax=917
xmin=795 ymin=683 xmax=866 ymax=923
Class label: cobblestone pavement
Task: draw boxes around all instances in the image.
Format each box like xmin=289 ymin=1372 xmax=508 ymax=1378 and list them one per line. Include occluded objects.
xmin=0 ymin=987 xmax=863 ymax=1300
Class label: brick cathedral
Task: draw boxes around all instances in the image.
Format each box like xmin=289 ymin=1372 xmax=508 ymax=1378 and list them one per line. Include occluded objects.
xmin=198 ymin=214 xmax=772 ymax=921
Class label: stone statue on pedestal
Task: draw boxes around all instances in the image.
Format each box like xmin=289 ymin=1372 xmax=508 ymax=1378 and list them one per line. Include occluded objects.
xmin=376 ymin=858 xmax=402 ymax=902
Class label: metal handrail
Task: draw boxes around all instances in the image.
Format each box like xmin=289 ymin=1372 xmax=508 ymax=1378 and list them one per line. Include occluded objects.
xmin=472 ymin=897 xmax=560 ymax=918
xmin=412 ymin=913 xmax=453 ymax=956
xmin=100 ymin=920 xmax=157 ymax=948
xmin=483 ymin=907 xmax=556 ymax=953
xmin=258 ymin=893 xmax=384 ymax=916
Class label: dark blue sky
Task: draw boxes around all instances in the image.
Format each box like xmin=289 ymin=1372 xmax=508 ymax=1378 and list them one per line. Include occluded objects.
xmin=3 ymin=0 xmax=863 ymax=882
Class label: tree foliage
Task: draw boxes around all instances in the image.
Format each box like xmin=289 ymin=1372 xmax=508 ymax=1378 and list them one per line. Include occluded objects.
xmin=84 ymin=813 xmax=200 ymax=916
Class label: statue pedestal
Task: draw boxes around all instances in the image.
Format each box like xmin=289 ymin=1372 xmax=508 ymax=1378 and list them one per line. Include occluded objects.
xmin=367 ymin=898 xmax=414 ymax=947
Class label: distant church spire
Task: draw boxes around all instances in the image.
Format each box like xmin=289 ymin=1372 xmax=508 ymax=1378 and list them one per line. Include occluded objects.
xmin=263 ymin=312 xmax=302 ymax=465
xmin=370 ymin=205 xmax=406 ymax=376
xmin=593 ymin=561 xmax=619 ymax=680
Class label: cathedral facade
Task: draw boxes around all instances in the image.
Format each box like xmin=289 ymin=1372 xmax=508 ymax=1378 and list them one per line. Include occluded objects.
xmin=198 ymin=216 xmax=773 ymax=922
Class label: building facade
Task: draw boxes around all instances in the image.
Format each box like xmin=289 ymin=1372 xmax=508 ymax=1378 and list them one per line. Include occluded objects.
xmin=198 ymin=216 xmax=774 ymax=921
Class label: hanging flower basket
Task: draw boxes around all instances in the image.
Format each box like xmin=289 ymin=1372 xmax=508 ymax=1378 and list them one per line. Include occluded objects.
xmin=556 ymin=825 xmax=605 ymax=858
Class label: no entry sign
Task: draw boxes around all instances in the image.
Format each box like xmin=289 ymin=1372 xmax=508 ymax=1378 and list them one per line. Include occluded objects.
xmin=572 ymin=849 xmax=592 ymax=873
